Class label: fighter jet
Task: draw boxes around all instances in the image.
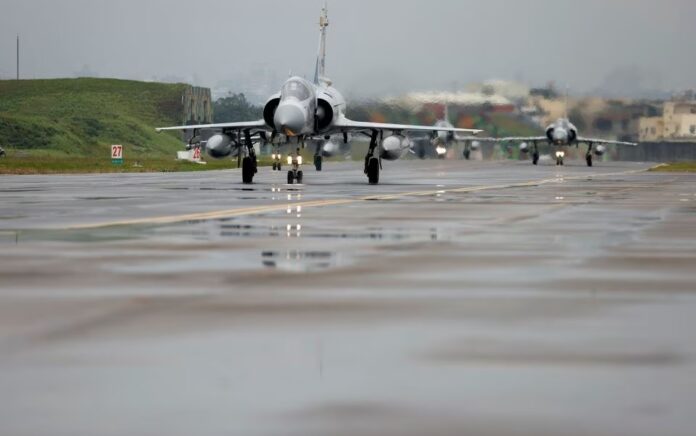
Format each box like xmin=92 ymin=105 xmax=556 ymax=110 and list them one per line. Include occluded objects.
xmin=499 ymin=117 xmax=637 ymax=167
xmin=156 ymin=5 xmax=481 ymax=184
xmin=431 ymin=105 xmax=482 ymax=160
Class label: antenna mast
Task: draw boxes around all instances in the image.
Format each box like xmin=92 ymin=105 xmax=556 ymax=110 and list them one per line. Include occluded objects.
xmin=16 ymin=35 xmax=19 ymax=80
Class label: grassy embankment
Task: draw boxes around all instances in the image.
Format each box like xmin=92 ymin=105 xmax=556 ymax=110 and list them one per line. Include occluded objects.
xmin=0 ymin=78 xmax=251 ymax=174
xmin=650 ymin=162 xmax=696 ymax=172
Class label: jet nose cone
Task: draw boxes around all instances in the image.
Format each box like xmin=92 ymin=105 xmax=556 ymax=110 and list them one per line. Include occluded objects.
xmin=553 ymin=128 xmax=567 ymax=142
xmin=274 ymin=104 xmax=305 ymax=136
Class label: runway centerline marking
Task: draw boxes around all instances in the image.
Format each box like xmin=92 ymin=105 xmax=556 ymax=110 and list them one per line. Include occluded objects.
xmin=68 ymin=168 xmax=649 ymax=230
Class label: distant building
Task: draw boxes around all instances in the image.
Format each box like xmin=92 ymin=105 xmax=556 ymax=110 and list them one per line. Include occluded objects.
xmin=639 ymin=101 xmax=696 ymax=142
xmin=384 ymin=91 xmax=514 ymax=112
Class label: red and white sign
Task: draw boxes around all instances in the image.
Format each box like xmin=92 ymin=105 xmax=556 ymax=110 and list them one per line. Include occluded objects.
xmin=191 ymin=146 xmax=202 ymax=161
xmin=111 ymin=144 xmax=123 ymax=160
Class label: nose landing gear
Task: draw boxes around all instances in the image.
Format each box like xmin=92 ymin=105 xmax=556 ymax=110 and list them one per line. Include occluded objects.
xmin=287 ymin=147 xmax=304 ymax=184
xmin=586 ymin=143 xmax=594 ymax=167
xmin=271 ymin=148 xmax=283 ymax=171
xmin=532 ymin=142 xmax=540 ymax=165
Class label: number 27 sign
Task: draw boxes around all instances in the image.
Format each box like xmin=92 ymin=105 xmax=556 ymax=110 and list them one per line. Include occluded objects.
xmin=111 ymin=145 xmax=123 ymax=164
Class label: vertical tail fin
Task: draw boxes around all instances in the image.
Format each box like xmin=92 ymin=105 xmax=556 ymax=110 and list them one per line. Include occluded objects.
xmin=314 ymin=3 xmax=329 ymax=85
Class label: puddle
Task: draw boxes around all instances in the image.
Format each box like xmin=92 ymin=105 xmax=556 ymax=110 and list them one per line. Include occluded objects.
xmin=261 ymin=250 xmax=344 ymax=272
xmin=77 ymin=197 xmax=137 ymax=201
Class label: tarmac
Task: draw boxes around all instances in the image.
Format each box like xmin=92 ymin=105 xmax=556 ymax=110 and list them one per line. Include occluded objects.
xmin=1 ymin=160 xmax=695 ymax=436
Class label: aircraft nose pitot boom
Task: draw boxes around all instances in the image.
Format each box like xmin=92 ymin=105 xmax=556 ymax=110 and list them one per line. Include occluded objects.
xmin=274 ymin=103 xmax=306 ymax=136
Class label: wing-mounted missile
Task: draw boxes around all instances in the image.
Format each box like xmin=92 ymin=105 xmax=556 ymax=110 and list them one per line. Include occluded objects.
xmin=380 ymin=134 xmax=412 ymax=161
xmin=206 ymin=133 xmax=238 ymax=158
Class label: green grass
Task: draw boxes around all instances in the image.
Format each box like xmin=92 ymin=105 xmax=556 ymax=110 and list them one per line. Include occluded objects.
xmin=0 ymin=151 xmax=273 ymax=175
xmin=650 ymin=162 xmax=696 ymax=172
xmin=0 ymin=78 xmax=188 ymax=158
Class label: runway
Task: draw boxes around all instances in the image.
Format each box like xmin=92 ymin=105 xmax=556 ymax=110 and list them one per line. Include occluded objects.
xmin=1 ymin=160 xmax=696 ymax=436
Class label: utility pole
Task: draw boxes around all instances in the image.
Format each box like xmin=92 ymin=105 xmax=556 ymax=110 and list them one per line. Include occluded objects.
xmin=16 ymin=35 xmax=20 ymax=80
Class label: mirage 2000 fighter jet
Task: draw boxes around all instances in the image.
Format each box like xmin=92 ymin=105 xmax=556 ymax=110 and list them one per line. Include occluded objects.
xmin=157 ymin=5 xmax=481 ymax=185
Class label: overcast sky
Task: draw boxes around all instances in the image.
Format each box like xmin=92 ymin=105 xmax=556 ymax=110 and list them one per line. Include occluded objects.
xmin=1 ymin=0 xmax=694 ymax=98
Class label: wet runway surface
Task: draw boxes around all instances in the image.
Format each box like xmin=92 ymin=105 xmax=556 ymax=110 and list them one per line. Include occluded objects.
xmin=1 ymin=160 xmax=696 ymax=436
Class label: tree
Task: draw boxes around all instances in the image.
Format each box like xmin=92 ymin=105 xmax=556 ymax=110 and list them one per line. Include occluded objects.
xmin=213 ymin=93 xmax=263 ymax=123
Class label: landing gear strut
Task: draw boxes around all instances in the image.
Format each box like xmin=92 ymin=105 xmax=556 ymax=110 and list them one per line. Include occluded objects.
xmin=313 ymin=140 xmax=323 ymax=171
xmin=463 ymin=142 xmax=471 ymax=160
xmin=532 ymin=142 xmax=540 ymax=165
xmin=586 ymin=143 xmax=594 ymax=167
xmin=242 ymin=130 xmax=257 ymax=184
xmin=364 ymin=130 xmax=380 ymax=185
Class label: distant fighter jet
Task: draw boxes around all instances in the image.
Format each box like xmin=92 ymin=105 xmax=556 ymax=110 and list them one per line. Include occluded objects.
xmin=499 ymin=116 xmax=637 ymax=167
xmin=156 ymin=5 xmax=481 ymax=184
xmin=431 ymin=105 xmax=482 ymax=160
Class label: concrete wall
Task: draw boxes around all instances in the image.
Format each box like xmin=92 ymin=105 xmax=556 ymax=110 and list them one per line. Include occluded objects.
xmin=182 ymin=86 xmax=213 ymax=124
xmin=617 ymin=141 xmax=696 ymax=162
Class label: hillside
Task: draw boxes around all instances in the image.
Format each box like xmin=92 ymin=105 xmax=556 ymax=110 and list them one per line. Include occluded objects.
xmin=0 ymin=78 xmax=191 ymax=157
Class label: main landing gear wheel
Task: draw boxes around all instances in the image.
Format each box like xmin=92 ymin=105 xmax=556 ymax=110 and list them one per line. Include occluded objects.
xmin=366 ymin=157 xmax=380 ymax=185
xmin=586 ymin=154 xmax=593 ymax=167
xmin=556 ymin=157 xmax=564 ymax=166
xmin=242 ymin=157 xmax=255 ymax=184
xmin=463 ymin=149 xmax=471 ymax=160
xmin=314 ymin=155 xmax=323 ymax=171
xmin=532 ymin=152 xmax=540 ymax=165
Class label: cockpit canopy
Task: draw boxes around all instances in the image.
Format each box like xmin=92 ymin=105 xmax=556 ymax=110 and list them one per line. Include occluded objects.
xmin=281 ymin=79 xmax=313 ymax=101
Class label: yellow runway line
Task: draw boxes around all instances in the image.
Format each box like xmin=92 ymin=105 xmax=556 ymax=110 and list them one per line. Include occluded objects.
xmin=69 ymin=168 xmax=648 ymax=230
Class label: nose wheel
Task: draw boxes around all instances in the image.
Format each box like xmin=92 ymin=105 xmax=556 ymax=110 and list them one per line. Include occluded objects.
xmin=286 ymin=147 xmax=304 ymax=184
xmin=314 ymin=155 xmax=323 ymax=171
xmin=586 ymin=143 xmax=594 ymax=167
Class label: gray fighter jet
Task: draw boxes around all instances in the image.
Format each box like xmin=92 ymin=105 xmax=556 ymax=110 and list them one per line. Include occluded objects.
xmin=500 ymin=117 xmax=637 ymax=166
xmin=431 ymin=106 xmax=482 ymax=160
xmin=156 ymin=5 xmax=481 ymax=184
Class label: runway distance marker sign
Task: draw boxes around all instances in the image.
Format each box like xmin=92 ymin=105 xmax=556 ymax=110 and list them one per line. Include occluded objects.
xmin=111 ymin=145 xmax=123 ymax=165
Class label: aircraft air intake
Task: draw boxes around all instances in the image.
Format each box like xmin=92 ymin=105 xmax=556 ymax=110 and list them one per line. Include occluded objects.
xmin=263 ymin=98 xmax=280 ymax=128
xmin=316 ymin=99 xmax=334 ymax=131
